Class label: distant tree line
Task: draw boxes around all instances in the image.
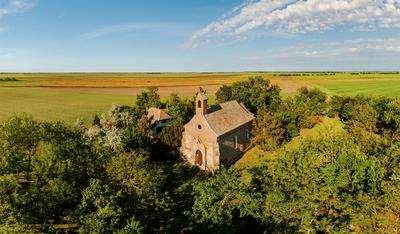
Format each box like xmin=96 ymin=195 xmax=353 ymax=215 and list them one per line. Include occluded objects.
xmin=0 ymin=77 xmax=18 ymax=82
xmin=0 ymin=77 xmax=399 ymax=233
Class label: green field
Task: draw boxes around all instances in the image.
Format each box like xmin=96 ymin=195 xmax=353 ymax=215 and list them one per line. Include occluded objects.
xmin=307 ymin=79 xmax=400 ymax=97
xmin=1 ymin=72 xmax=400 ymax=123
xmin=0 ymin=87 xmax=137 ymax=123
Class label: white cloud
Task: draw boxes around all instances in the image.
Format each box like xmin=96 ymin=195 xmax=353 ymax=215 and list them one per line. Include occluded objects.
xmin=0 ymin=0 xmax=35 ymax=18
xmin=242 ymin=37 xmax=400 ymax=62
xmin=0 ymin=0 xmax=35 ymax=32
xmin=186 ymin=0 xmax=400 ymax=48
xmin=238 ymin=37 xmax=400 ymax=70
xmin=80 ymin=22 xmax=194 ymax=41
xmin=321 ymin=38 xmax=400 ymax=53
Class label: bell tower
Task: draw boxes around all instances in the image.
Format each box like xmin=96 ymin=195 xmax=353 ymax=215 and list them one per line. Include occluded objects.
xmin=196 ymin=87 xmax=208 ymax=115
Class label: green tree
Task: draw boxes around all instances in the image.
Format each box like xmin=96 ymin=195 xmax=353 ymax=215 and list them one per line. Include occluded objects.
xmin=77 ymin=179 xmax=144 ymax=234
xmin=251 ymin=110 xmax=285 ymax=151
xmin=376 ymin=98 xmax=400 ymax=134
xmin=348 ymin=102 xmax=378 ymax=132
xmin=274 ymin=98 xmax=315 ymax=141
xmin=192 ymin=168 xmax=261 ymax=233
xmin=251 ymin=121 xmax=390 ymax=232
xmin=157 ymin=123 xmax=184 ymax=149
xmin=327 ymin=95 xmax=345 ymax=118
xmin=165 ymin=93 xmax=194 ymax=124
xmin=133 ymin=87 xmax=162 ymax=118
xmin=215 ymin=76 xmax=281 ymax=113
xmin=215 ymin=85 xmax=232 ymax=103
xmin=0 ymin=115 xmax=41 ymax=177
xmin=340 ymin=101 xmax=355 ymax=121
xmin=122 ymin=115 xmax=151 ymax=151
xmin=295 ymin=87 xmax=328 ymax=114
xmin=105 ymin=151 xmax=170 ymax=229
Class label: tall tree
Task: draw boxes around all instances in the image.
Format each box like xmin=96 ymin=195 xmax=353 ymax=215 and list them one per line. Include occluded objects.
xmin=134 ymin=87 xmax=162 ymax=118
xmin=215 ymin=76 xmax=281 ymax=113
xmin=251 ymin=110 xmax=285 ymax=151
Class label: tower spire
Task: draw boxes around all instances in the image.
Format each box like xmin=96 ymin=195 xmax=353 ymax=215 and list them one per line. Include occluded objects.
xmin=196 ymin=87 xmax=208 ymax=115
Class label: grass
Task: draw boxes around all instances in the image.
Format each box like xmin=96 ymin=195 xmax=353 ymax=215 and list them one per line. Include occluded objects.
xmin=0 ymin=88 xmax=137 ymax=123
xmin=307 ymin=79 xmax=400 ymax=97
xmin=1 ymin=72 xmax=400 ymax=123
xmin=0 ymin=72 xmax=258 ymax=88
xmin=0 ymin=87 xmax=216 ymax=123
xmin=234 ymin=147 xmax=276 ymax=184
xmin=234 ymin=117 xmax=345 ymax=183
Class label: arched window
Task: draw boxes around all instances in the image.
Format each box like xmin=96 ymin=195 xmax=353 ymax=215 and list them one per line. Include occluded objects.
xmin=197 ymin=100 xmax=202 ymax=108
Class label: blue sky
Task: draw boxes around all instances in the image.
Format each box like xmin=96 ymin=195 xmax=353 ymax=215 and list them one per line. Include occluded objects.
xmin=0 ymin=0 xmax=400 ymax=72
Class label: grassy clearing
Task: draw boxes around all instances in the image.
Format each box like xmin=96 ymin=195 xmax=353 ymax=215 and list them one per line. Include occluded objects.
xmin=234 ymin=147 xmax=276 ymax=184
xmin=234 ymin=117 xmax=344 ymax=183
xmin=0 ymin=87 xmax=216 ymax=123
xmin=307 ymin=79 xmax=400 ymax=97
xmin=0 ymin=88 xmax=137 ymax=123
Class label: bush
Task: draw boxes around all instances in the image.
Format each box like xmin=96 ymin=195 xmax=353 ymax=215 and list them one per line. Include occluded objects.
xmin=157 ymin=123 xmax=184 ymax=149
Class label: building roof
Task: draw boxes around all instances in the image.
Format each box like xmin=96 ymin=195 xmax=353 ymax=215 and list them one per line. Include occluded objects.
xmin=204 ymin=101 xmax=255 ymax=137
xmin=147 ymin=108 xmax=170 ymax=125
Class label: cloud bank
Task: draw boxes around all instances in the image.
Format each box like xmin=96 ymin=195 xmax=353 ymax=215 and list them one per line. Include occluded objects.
xmin=185 ymin=0 xmax=400 ymax=48
xmin=239 ymin=37 xmax=400 ymax=71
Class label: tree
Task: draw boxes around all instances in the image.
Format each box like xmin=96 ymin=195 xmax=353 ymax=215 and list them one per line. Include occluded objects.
xmin=0 ymin=114 xmax=41 ymax=177
xmin=192 ymin=168 xmax=261 ymax=233
xmin=85 ymin=105 xmax=150 ymax=151
xmin=122 ymin=115 xmax=151 ymax=151
xmin=273 ymin=98 xmax=315 ymax=141
xmin=348 ymin=102 xmax=378 ymax=132
xmin=0 ymin=116 xmax=104 ymax=230
xmin=133 ymin=87 xmax=162 ymax=118
xmin=77 ymin=179 xmax=144 ymax=234
xmin=327 ymin=95 xmax=345 ymax=118
xmin=105 ymin=151 xmax=170 ymax=229
xmin=0 ymin=175 xmax=25 ymax=225
xmin=251 ymin=120 xmax=392 ymax=232
xmin=157 ymin=123 xmax=184 ymax=149
xmin=376 ymin=98 xmax=400 ymax=134
xmin=295 ymin=87 xmax=328 ymax=114
xmin=165 ymin=94 xmax=194 ymax=124
xmin=215 ymin=85 xmax=232 ymax=104
xmin=339 ymin=98 xmax=356 ymax=121
xmin=215 ymin=76 xmax=281 ymax=113
xmin=251 ymin=110 xmax=285 ymax=151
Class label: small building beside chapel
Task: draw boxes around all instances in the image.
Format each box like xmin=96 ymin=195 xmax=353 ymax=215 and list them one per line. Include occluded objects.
xmin=180 ymin=88 xmax=255 ymax=171
xmin=147 ymin=108 xmax=171 ymax=138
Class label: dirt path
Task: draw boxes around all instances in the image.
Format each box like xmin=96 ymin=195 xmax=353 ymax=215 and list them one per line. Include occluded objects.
xmin=18 ymin=82 xmax=302 ymax=96
xmin=22 ymin=85 xmax=221 ymax=96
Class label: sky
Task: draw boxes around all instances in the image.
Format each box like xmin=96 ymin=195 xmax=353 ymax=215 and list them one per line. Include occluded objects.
xmin=0 ymin=0 xmax=400 ymax=72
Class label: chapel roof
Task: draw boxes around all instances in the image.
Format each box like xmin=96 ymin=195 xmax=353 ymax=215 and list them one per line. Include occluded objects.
xmin=204 ymin=101 xmax=255 ymax=137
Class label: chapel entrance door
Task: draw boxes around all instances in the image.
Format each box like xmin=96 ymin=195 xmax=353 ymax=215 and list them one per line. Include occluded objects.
xmin=195 ymin=150 xmax=203 ymax=166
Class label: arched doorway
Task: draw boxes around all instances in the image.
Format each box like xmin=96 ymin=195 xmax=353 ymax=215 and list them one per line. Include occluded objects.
xmin=195 ymin=150 xmax=203 ymax=166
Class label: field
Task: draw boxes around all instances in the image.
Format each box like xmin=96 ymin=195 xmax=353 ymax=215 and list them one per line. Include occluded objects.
xmin=1 ymin=72 xmax=400 ymax=123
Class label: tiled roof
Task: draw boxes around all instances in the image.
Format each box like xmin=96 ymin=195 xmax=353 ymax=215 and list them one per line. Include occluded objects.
xmin=147 ymin=108 xmax=170 ymax=125
xmin=205 ymin=101 xmax=255 ymax=136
